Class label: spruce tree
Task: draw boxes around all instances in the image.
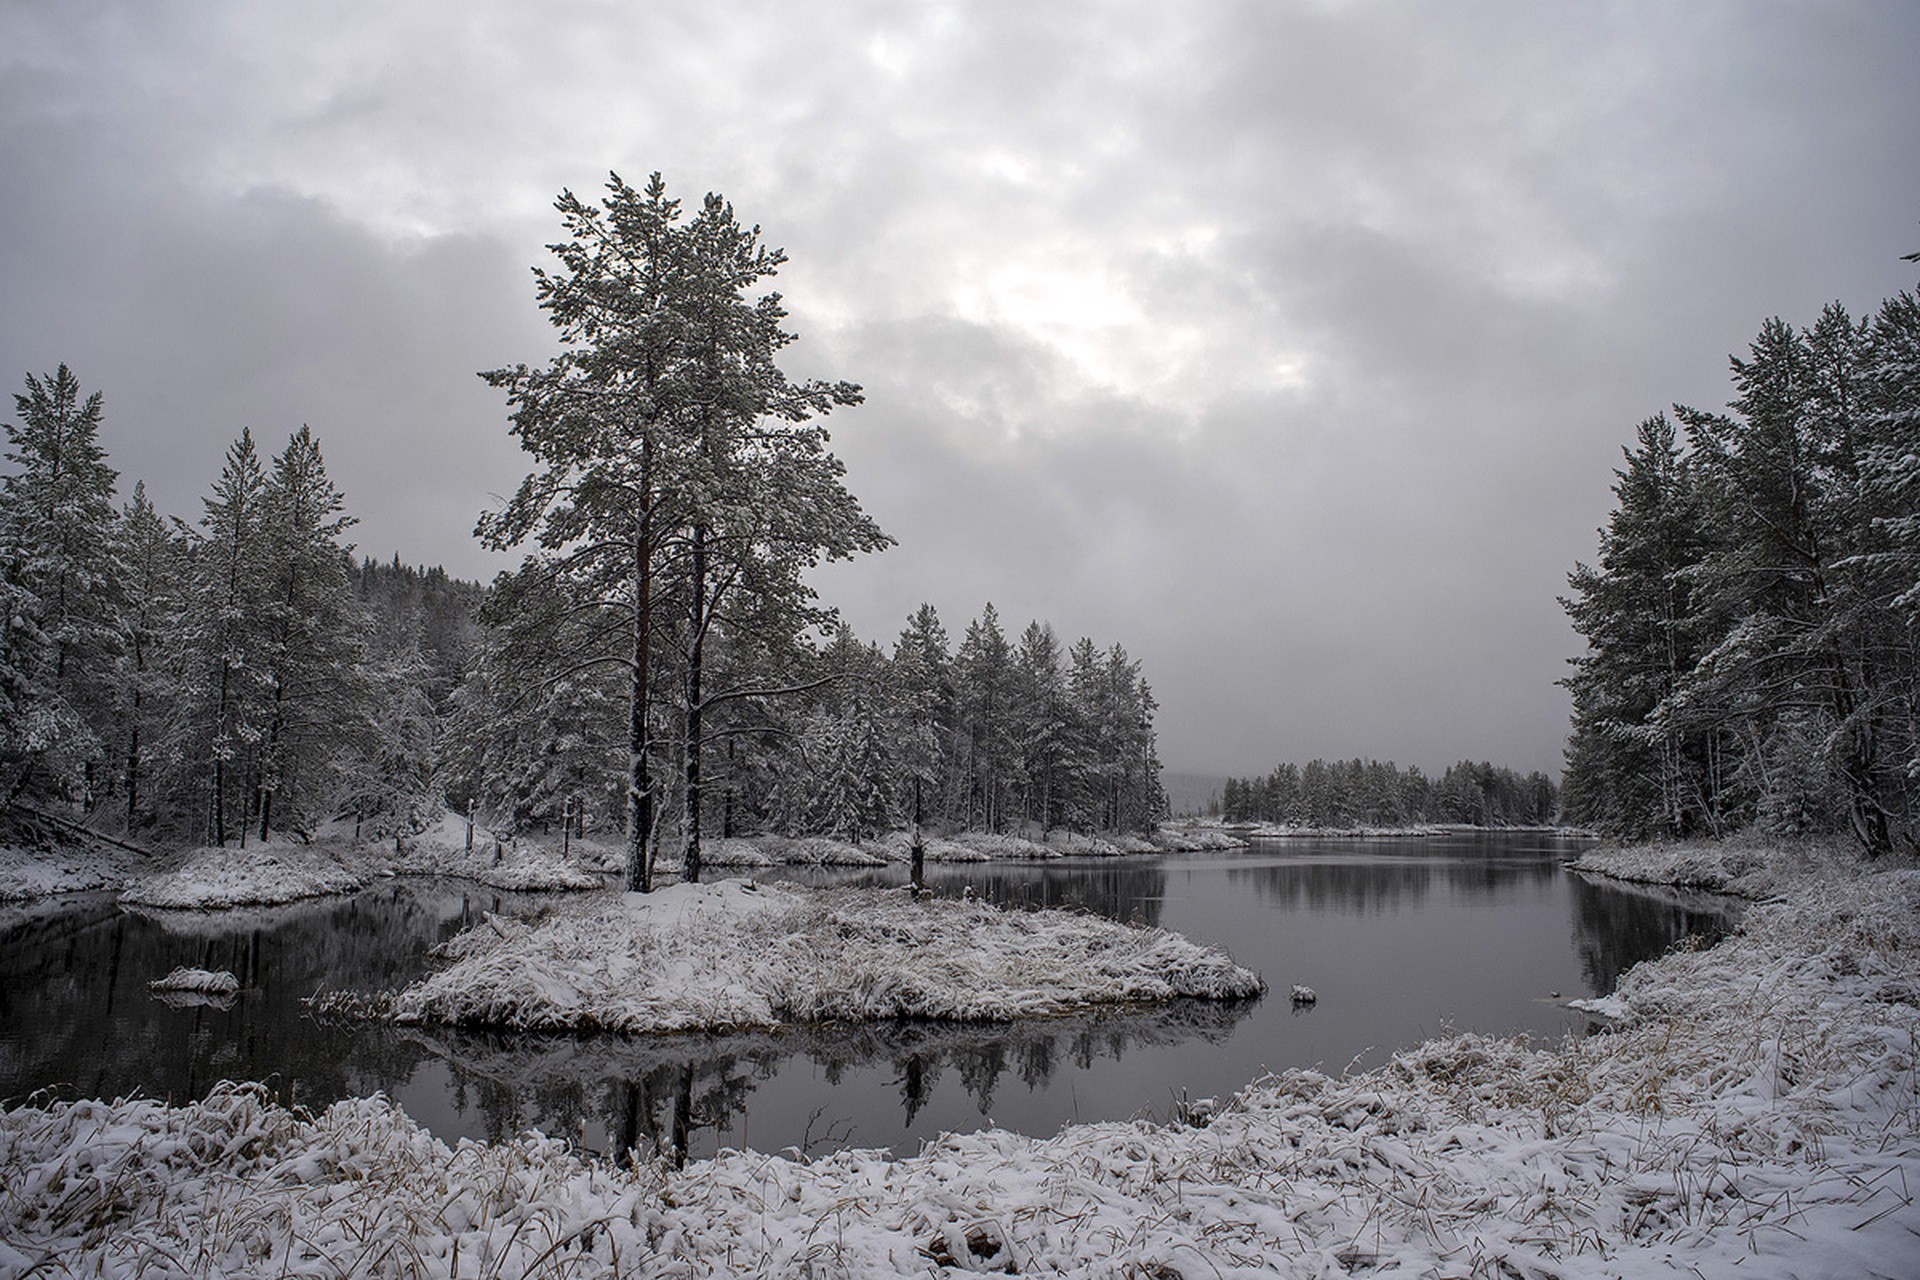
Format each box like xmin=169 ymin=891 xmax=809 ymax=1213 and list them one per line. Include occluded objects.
xmin=0 ymin=366 xmax=121 ymax=807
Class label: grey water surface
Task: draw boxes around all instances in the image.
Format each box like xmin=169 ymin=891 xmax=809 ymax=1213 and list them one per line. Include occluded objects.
xmin=0 ymin=833 xmax=1734 ymax=1160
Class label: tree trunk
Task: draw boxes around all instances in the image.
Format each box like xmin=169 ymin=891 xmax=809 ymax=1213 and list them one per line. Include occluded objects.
xmin=625 ymin=441 xmax=656 ymax=892
xmin=213 ymin=657 xmax=231 ymax=847
xmin=910 ymin=775 xmax=925 ymax=891
xmin=684 ymin=523 xmax=707 ymax=885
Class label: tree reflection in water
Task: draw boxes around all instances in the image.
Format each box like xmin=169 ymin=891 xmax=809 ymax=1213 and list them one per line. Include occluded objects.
xmin=397 ymin=997 xmax=1256 ymax=1162
xmin=0 ymin=881 xmax=535 ymax=1112
xmin=1565 ymin=873 xmax=1741 ymax=993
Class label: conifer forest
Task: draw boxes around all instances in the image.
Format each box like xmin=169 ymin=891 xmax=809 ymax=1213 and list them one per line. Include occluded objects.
xmin=0 ymin=175 xmax=1165 ymax=885
xmin=1561 ymin=287 xmax=1920 ymax=856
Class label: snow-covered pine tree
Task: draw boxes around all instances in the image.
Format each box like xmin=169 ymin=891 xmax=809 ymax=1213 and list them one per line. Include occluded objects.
xmin=114 ymin=482 xmax=183 ymax=831
xmin=1012 ymin=620 xmax=1072 ymax=836
xmin=891 ymin=603 xmax=956 ymax=829
xmin=956 ymin=604 xmax=1014 ymax=832
xmin=1560 ymin=415 xmax=1712 ymax=838
xmin=341 ymin=637 xmax=442 ymax=843
xmin=167 ymin=430 xmax=275 ymax=846
xmin=250 ymin=427 xmax=374 ymax=842
xmin=481 ymin=173 xmax=885 ymax=890
xmin=0 ymin=366 xmax=122 ymax=808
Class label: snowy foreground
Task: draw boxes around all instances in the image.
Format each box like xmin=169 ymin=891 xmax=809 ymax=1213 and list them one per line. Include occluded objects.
xmin=5 ymin=852 xmax=1919 ymax=1277
xmin=333 ymin=880 xmax=1264 ymax=1032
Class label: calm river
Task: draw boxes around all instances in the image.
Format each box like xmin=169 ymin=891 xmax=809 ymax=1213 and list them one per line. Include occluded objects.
xmin=0 ymin=833 xmax=1733 ymax=1160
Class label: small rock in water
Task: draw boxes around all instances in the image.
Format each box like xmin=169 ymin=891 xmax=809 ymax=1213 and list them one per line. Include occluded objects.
xmin=1290 ymin=984 xmax=1317 ymax=1004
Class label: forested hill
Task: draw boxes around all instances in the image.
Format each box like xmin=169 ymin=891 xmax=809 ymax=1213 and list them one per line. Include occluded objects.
xmin=1218 ymin=758 xmax=1559 ymax=829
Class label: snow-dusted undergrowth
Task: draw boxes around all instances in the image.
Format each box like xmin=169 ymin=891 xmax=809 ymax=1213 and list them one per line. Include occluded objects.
xmin=120 ymin=844 xmax=371 ymax=909
xmin=348 ymin=880 xmax=1264 ymax=1033
xmin=6 ymin=862 xmax=1918 ymax=1277
xmin=678 ymin=823 xmax=1244 ymax=871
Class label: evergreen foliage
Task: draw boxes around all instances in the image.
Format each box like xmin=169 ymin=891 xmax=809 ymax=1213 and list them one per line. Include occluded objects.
xmin=0 ymin=366 xmax=121 ymax=806
xmin=1563 ymin=283 xmax=1920 ymax=855
xmin=476 ymin=173 xmax=887 ymax=890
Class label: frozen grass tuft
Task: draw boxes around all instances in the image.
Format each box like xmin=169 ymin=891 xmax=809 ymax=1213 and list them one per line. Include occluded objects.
xmin=336 ymin=880 xmax=1265 ymax=1034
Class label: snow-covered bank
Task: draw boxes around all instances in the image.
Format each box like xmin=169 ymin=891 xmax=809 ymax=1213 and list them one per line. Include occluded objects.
xmin=1567 ymin=833 xmax=1865 ymax=899
xmin=6 ymin=862 xmax=1918 ymax=1277
xmin=118 ymin=819 xmax=604 ymax=909
xmin=0 ymin=834 xmax=138 ymax=902
xmin=120 ymin=842 xmax=370 ymax=908
xmin=1 ymin=814 xmax=1241 ymax=908
xmin=336 ymin=880 xmax=1263 ymax=1033
xmin=1233 ymin=821 xmax=1573 ymax=839
xmin=683 ymin=822 xmax=1245 ymax=870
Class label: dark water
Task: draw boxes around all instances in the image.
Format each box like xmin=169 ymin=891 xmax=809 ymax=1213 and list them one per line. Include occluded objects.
xmin=0 ymin=834 xmax=1734 ymax=1160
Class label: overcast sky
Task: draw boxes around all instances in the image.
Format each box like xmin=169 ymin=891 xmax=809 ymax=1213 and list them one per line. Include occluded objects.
xmin=3 ymin=2 xmax=1916 ymax=778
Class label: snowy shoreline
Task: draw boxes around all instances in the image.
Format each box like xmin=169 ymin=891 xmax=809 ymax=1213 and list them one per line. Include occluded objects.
xmin=1565 ymin=834 xmax=1856 ymax=900
xmin=4 ymin=840 xmax=1917 ymax=1276
xmin=2 ymin=816 xmax=1248 ymax=909
xmin=321 ymin=879 xmax=1265 ymax=1034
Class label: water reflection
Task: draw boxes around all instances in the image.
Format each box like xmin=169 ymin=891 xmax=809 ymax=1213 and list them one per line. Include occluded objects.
xmin=1 ymin=840 xmax=1737 ymax=1161
xmin=392 ymin=997 xmax=1255 ymax=1162
xmin=1223 ymin=853 xmax=1561 ymax=915
xmin=0 ymin=881 xmax=530 ymax=1110
xmin=1566 ymin=873 xmax=1741 ymax=993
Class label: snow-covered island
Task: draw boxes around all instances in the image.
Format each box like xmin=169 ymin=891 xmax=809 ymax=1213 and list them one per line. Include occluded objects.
xmin=5 ymin=842 xmax=1917 ymax=1277
xmin=324 ymin=879 xmax=1264 ymax=1033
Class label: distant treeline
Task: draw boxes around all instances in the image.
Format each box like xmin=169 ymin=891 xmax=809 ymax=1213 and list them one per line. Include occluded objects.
xmin=1561 ymin=280 xmax=1919 ymax=855
xmin=1217 ymin=759 xmax=1558 ymax=829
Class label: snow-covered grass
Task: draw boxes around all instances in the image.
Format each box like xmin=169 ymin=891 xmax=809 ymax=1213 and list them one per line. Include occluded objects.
xmin=338 ymin=879 xmax=1264 ymax=1034
xmin=6 ymin=859 xmax=1919 ymax=1277
xmin=1567 ymin=832 xmax=1866 ymax=899
xmin=1232 ymin=821 xmax=1464 ymax=838
xmin=0 ymin=833 xmax=138 ymax=902
xmin=389 ymin=813 xmax=605 ymax=891
xmin=120 ymin=842 xmax=370 ymax=909
xmin=684 ymin=824 xmax=1231 ymax=870
xmin=1151 ymin=822 xmax=1249 ymax=852
xmin=0 ymin=815 xmax=1233 ymax=908
xmin=118 ymin=814 xmax=608 ymax=909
